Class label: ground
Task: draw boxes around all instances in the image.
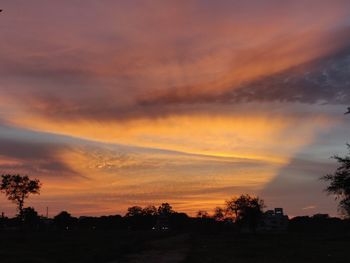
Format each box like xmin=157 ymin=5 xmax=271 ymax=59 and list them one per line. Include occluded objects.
xmin=0 ymin=230 xmax=349 ymax=262
xmin=117 ymin=234 xmax=189 ymax=263
xmin=186 ymin=232 xmax=350 ymax=263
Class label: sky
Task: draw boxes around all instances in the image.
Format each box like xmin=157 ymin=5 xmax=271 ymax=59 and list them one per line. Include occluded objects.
xmin=1 ymin=0 xmax=350 ymax=217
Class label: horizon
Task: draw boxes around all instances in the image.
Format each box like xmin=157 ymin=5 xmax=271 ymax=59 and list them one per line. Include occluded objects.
xmin=1 ymin=0 xmax=350 ymax=218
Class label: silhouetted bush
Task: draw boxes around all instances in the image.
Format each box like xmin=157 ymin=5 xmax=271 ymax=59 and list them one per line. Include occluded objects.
xmin=289 ymin=214 xmax=347 ymax=233
xmin=54 ymin=211 xmax=78 ymax=230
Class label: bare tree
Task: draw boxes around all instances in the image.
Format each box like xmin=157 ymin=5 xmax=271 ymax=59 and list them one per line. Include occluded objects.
xmin=0 ymin=174 xmax=41 ymax=219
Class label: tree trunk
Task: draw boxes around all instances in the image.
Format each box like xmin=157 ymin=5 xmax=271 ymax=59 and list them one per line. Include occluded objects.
xmin=18 ymin=198 xmax=24 ymax=221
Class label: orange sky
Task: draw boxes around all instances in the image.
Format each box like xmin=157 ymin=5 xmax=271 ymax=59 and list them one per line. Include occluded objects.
xmin=1 ymin=1 xmax=350 ymax=217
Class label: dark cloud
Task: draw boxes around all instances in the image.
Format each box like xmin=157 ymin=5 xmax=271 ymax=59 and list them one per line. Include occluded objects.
xmin=0 ymin=138 xmax=77 ymax=177
xmin=139 ymin=44 xmax=350 ymax=107
xmin=227 ymin=48 xmax=350 ymax=105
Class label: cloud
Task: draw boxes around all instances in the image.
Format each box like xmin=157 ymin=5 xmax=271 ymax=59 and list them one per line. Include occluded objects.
xmin=1 ymin=1 xmax=350 ymax=123
xmin=226 ymin=46 xmax=350 ymax=105
xmin=302 ymin=205 xmax=316 ymax=210
xmin=0 ymin=137 xmax=78 ymax=177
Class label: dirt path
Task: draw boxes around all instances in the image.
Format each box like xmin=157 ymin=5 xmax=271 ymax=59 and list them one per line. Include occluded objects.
xmin=117 ymin=234 xmax=190 ymax=263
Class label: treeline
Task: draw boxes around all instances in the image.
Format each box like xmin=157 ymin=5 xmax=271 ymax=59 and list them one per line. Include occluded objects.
xmin=289 ymin=214 xmax=350 ymax=233
xmin=1 ymin=174 xmax=350 ymax=234
xmin=0 ymin=203 xmax=225 ymax=232
xmin=1 ymin=203 xmax=349 ymax=234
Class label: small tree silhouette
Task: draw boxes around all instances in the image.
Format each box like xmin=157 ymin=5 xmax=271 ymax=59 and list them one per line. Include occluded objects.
xmin=54 ymin=211 xmax=76 ymax=230
xmin=0 ymin=174 xmax=41 ymax=219
xmin=226 ymin=194 xmax=265 ymax=232
xmin=322 ymin=144 xmax=350 ymax=217
xmin=196 ymin=210 xmax=209 ymax=218
xmin=213 ymin=206 xmax=225 ymax=221
xmin=125 ymin=206 xmax=143 ymax=217
xmin=158 ymin=203 xmax=173 ymax=215
xmin=142 ymin=205 xmax=158 ymax=216
xmin=22 ymin=207 xmax=40 ymax=229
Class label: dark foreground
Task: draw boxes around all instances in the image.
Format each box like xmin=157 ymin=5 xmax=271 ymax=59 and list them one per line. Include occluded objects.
xmin=0 ymin=230 xmax=349 ymax=263
xmin=187 ymin=232 xmax=350 ymax=263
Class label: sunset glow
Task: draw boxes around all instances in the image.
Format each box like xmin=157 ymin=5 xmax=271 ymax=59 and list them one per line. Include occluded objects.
xmin=1 ymin=0 xmax=350 ymax=217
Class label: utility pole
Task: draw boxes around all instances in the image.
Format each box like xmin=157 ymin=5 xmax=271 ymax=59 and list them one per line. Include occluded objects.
xmin=46 ymin=207 xmax=49 ymax=218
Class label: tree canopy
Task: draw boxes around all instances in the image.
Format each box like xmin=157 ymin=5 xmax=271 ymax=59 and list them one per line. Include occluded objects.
xmin=225 ymin=194 xmax=265 ymax=231
xmin=158 ymin=203 xmax=174 ymax=215
xmin=0 ymin=174 xmax=41 ymax=218
xmin=322 ymin=144 xmax=350 ymax=217
xmin=125 ymin=206 xmax=143 ymax=217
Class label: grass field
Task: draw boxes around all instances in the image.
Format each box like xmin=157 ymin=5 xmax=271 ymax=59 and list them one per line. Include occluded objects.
xmin=0 ymin=230 xmax=349 ymax=262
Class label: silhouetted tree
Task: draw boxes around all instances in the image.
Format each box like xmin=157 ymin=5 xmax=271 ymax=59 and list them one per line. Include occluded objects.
xmin=322 ymin=144 xmax=350 ymax=217
xmin=22 ymin=207 xmax=40 ymax=229
xmin=125 ymin=206 xmax=143 ymax=217
xmin=289 ymin=215 xmax=344 ymax=233
xmin=158 ymin=203 xmax=173 ymax=215
xmin=124 ymin=205 xmax=157 ymax=230
xmin=196 ymin=210 xmax=209 ymax=218
xmin=169 ymin=212 xmax=189 ymax=230
xmin=0 ymin=174 xmax=41 ymax=219
xmin=142 ymin=205 xmax=158 ymax=216
xmin=213 ymin=206 xmax=225 ymax=221
xmin=54 ymin=211 xmax=76 ymax=230
xmin=226 ymin=194 xmax=265 ymax=232
xmin=0 ymin=212 xmax=7 ymax=230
